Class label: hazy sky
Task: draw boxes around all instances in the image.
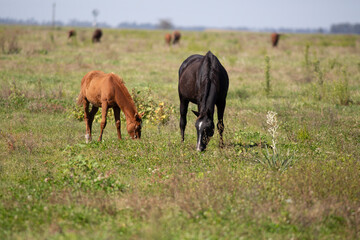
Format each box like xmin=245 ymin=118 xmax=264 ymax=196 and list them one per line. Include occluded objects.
xmin=0 ymin=0 xmax=359 ymax=29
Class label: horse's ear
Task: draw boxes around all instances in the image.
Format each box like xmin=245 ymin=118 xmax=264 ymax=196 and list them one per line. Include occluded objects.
xmin=192 ymin=110 xmax=200 ymax=117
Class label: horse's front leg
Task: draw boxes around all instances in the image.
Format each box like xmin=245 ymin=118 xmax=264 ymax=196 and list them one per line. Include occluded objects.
xmin=216 ymin=101 xmax=226 ymax=148
xmin=84 ymin=101 xmax=98 ymax=143
xmin=88 ymin=105 xmax=98 ymax=142
xmin=113 ymin=106 xmax=122 ymax=140
xmin=98 ymin=102 xmax=108 ymax=142
xmin=179 ymin=99 xmax=189 ymax=142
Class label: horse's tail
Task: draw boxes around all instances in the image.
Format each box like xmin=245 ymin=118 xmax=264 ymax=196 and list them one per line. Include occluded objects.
xmin=77 ymin=91 xmax=84 ymax=106
xmin=201 ymin=51 xmax=212 ymax=86
xmin=206 ymin=51 xmax=221 ymax=79
xmin=197 ymin=51 xmax=218 ymax=115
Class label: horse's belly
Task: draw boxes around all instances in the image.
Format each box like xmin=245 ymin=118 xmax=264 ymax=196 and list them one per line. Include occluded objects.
xmin=86 ymin=95 xmax=102 ymax=107
xmin=85 ymin=87 xmax=102 ymax=106
xmin=179 ymin=88 xmax=198 ymax=104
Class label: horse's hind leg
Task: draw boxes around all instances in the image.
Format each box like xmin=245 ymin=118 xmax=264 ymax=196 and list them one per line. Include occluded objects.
xmin=180 ymin=99 xmax=189 ymax=142
xmin=216 ymin=101 xmax=226 ymax=148
xmin=84 ymin=101 xmax=98 ymax=143
xmin=113 ymin=106 xmax=122 ymax=140
xmin=98 ymin=102 xmax=109 ymax=142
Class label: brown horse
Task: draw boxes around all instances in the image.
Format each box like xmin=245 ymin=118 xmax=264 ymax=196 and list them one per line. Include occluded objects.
xmin=271 ymin=33 xmax=280 ymax=47
xmin=68 ymin=30 xmax=76 ymax=39
xmin=92 ymin=28 xmax=103 ymax=43
xmin=172 ymin=31 xmax=181 ymax=45
xmin=77 ymin=71 xmax=142 ymax=142
xmin=165 ymin=33 xmax=172 ymax=45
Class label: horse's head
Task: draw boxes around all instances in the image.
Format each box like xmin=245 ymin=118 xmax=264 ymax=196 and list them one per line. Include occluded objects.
xmin=193 ymin=110 xmax=214 ymax=151
xmin=127 ymin=113 xmax=142 ymax=139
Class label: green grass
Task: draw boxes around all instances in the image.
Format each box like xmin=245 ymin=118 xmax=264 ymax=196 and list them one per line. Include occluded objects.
xmin=0 ymin=25 xmax=360 ymax=239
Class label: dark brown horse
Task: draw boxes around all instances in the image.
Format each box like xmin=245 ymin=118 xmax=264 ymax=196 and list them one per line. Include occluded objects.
xmin=92 ymin=29 xmax=103 ymax=43
xmin=271 ymin=33 xmax=280 ymax=47
xmin=172 ymin=31 xmax=181 ymax=45
xmin=165 ymin=33 xmax=172 ymax=45
xmin=68 ymin=30 xmax=76 ymax=39
xmin=178 ymin=51 xmax=229 ymax=151
xmin=77 ymin=71 xmax=142 ymax=142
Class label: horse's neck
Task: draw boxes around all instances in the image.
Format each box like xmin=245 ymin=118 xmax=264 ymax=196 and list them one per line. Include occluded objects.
xmin=123 ymin=106 xmax=136 ymax=125
xmin=114 ymin=87 xmax=137 ymax=123
xmin=121 ymin=102 xmax=137 ymax=124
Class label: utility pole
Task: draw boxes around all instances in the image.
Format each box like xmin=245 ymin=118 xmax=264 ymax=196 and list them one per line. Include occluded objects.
xmin=52 ymin=2 xmax=56 ymax=28
xmin=92 ymin=9 xmax=99 ymax=27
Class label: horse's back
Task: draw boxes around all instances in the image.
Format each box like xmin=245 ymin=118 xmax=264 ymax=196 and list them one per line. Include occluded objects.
xmin=81 ymin=71 xmax=123 ymax=107
xmin=178 ymin=52 xmax=229 ymax=103
xmin=179 ymin=54 xmax=203 ymax=78
xmin=178 ymin=55 xmax=203 ymax=103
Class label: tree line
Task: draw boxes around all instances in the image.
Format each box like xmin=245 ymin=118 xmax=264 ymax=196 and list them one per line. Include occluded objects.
xmin=330 ymin=23 xmax=360 ymax=34
xmin=0 ymin=17 xmax=359 ymax=34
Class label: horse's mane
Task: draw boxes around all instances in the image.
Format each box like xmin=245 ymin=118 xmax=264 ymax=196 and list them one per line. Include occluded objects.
xmin=198 ymin=51 xmax=221 ymax=117
xmin=110 ymin=73 xmax=137 ymax=112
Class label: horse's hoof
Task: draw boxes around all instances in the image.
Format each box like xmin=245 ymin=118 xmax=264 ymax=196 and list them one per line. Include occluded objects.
xmin=196 ymin=146 xmax=206 ymax=152
xmin=85 ymin=134 xmax=91 ymax=143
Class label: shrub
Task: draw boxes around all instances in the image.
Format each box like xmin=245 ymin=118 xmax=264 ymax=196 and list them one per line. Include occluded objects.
xmin=131 ymin=88 xmax=174 ymax=125
xmin=69 ymin=104 xmax=115 ymax=123
xmin=0 ymin=31 xmax=21 ymax=54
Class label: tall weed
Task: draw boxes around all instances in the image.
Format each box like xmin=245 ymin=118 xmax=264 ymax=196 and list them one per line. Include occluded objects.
xmin=264 ymin=55 xmax=271 ymax=96
xmin=332 ymin=69 xmax=351 ymax=105
xmin=311 ymin=56 xmax=325 ymax=100
xmin=256 ymin=111 xmax=296 ymax=171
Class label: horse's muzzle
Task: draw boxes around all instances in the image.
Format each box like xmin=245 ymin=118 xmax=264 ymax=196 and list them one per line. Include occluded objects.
xmin=196 ymin=141 xmax=206 ymax=152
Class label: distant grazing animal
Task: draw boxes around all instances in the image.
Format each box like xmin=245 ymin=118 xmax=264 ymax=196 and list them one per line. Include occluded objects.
xmin=92 ymin=28 xmax=103 ymax=43
xmin=178 ymin=51 xmax=229 ymax=151
xmin=77 ymin=70 xmax=142 ymax=142
xmin=68 ymin=30 xmax=76 ymax=39
xmin=271 ymin=33 xmax=280 ymax=47
xmin=165 ymin=33 xmax=172 ymax=45
xmin=172 ymin=31 xmax=181 ymax=45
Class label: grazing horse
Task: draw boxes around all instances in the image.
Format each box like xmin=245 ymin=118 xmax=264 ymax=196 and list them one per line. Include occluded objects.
xmin=77 ymin=71 xmax=142 ymax=142
xmin=271 ymin=33 xmax=280 ymax=47
xmin=165 ymin=33 xmax=172 ymax=45
xmin=172 ymin=31 xmax=181 ymax=45
xmin=92 ymin=28 xmax=103 ymax=43
xmin=178 ymin=51 xmax=229 ymax=151
xmin=68 ymin=30 xmax=76 ymax=39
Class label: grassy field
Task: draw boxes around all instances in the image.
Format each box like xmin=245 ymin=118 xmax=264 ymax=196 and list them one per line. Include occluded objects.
xmin=0 ymin=25 xmax=360 ymax=239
